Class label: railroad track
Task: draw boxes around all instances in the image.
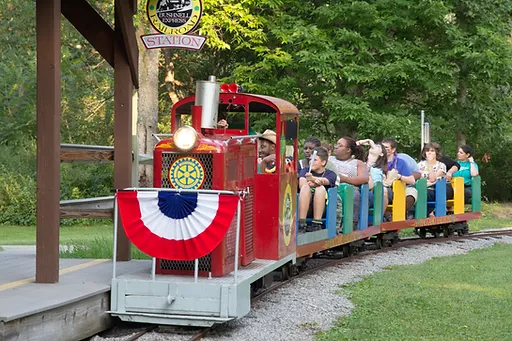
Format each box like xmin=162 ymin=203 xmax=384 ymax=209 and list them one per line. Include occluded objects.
xmin=93 ymin=228 xmax=512 ymax=341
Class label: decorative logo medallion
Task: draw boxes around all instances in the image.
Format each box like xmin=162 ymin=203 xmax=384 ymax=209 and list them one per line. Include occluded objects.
xmin=169 ymin=157 xmax=205 ymax=189
xmin=282 ymin=184 xmax=293 ymax=246
xmin=147 ymin=0 xmax=203 ymax=36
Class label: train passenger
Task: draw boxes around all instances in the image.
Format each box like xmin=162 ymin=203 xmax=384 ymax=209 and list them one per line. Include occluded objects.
xmin=438 ymin=148 xmax=459 ymax=200
xmin=397 ymin=153 xmax=421 ymax=180
xmin=418 ymin=142 xmax=447 ymax=215
xmin=258 ymin=130 xmax=277 ymax=174
xmin=453 ymin=144 xmax=479 ymax=203
xmin=298 ymin=147 xmax=337 ymax=232
xmin=298 ymin=137 xmax=338 ymax=177
xmin=329 ymin=137 xmax=369 ymax=225
xmin=321 ymin=142 xmax=333 ymax=155
xmin=418 ymin=143 xmax=459 ymax=200
xmin=217 ymin=118 xmax=257 ymax=134
xmin=298 ymin=136 xmax=321 ymax=173
xmin=382 ymin=138 xmax=418 ymax=214
xmin=357 ymin=139 xmax=389 ymax=212
xmin=217 ymin=119 xmax=229 ymax=129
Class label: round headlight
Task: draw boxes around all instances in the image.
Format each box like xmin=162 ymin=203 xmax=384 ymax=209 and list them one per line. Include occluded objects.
xmin=173 ymin=126 xmax=198 ymax=152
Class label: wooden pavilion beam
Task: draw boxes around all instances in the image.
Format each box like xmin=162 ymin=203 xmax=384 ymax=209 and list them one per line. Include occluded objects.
xmin=61 ymin=0 xmax=115 ymax=67
xmin=36 ymin=0 xmax=61 ymax=283
xmin=113 ymin=3 xmax=134 ymax=261
xmin=115 ymin=0 xmax=139 ymax=88
xmin=129 ymin=0 xmax=138 ymax=14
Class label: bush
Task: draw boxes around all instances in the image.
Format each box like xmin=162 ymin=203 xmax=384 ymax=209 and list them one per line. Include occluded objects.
xmin=0 ymin=168 xmax=37 ymax=225
xmin=0 ymin=141 xmax=115 ymax=226
xmin=478 ymin=140 xmax=512 ymax=202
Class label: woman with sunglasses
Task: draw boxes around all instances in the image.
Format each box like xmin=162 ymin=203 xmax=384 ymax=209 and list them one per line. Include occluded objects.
xmin=453 ymin=145 xmax=479 ymax=203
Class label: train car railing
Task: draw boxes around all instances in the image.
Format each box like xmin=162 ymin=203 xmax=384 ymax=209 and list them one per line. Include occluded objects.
xmin=112 ymin=187 xmax=244 ymax=284
xmin=337 ymin=185 xmax=354 ymax=234
xmin=471 ymin=176 xmax=481 ymax=212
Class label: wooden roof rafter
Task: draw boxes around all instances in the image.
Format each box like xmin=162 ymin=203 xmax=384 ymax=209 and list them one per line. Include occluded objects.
xmin=61 ymin=0 xmax=139 ymax=88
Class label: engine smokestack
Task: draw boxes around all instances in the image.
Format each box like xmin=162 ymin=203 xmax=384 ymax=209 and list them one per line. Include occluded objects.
xmin=195 ymin=75 xmax=220 ymax=129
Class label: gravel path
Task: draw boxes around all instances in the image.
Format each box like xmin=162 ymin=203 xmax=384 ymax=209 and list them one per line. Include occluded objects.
xmin=93 ymin=235 xmax=512 ymax=341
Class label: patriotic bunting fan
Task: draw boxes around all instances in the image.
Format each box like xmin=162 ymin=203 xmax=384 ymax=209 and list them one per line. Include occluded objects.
xmin=117 ymin=190 xmax=239 ymax=260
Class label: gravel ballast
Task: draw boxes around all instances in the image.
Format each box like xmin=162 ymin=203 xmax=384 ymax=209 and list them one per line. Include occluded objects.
xmin=93 ymin=235 xmax=512 ymax=341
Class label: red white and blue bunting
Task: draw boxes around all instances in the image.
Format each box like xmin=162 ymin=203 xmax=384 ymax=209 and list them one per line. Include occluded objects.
xmin=117 ymin=190 xmax=238 ymax=260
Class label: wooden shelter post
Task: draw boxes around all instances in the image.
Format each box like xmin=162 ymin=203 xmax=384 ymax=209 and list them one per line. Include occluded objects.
xmin=114 ymin=2 xmax=134 ymax=261
xmin=35 ymin=0 xmax=61 ymax=283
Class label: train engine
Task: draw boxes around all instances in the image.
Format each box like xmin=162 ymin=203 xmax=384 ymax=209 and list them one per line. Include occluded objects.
xmin=110 ymin=76 xmax=300 ymax=326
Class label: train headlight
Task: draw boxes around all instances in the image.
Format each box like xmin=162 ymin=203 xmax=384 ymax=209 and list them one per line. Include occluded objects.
xmin=173 ymin=126 xmax=198 ymax=152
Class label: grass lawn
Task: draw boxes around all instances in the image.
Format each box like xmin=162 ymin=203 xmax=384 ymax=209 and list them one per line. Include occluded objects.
xmin=317 ymin=242 xmax=512 ymax=341
xmin=0 ymin=223 xmax=113 ymax=245
xmin=469 ymin=202 xmax=512 ymax=231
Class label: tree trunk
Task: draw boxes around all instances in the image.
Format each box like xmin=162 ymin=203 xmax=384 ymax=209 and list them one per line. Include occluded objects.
xmin=136 ymin=29 xmax=159 ymax=187
xmin=163 ymin=50 xmax=182 ymax=105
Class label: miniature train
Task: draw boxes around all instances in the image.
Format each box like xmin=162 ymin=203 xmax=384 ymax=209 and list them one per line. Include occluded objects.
xmin=109 ymin=76 xmax=481 ymax=327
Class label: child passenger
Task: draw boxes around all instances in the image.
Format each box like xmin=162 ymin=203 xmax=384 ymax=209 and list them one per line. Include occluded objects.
xmin=298 ymin=147 xmax=337 ymax=232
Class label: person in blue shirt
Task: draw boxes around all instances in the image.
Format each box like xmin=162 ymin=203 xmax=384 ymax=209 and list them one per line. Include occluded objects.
xmin=453 ymin=144 xmax=479 ymax=203
xmin=298 ymin=147 xmax=337 ymax=232
xmin=382 ymin=138 xmax=418 ymax=212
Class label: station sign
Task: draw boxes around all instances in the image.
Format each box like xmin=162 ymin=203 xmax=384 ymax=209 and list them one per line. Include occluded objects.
xmin=141 ymin=33 xmax=206 ymax=50
xmin=147 ymin=0 xmax=202 ymax=35
xmin=145 ymin=0 xmax=205 ymax=50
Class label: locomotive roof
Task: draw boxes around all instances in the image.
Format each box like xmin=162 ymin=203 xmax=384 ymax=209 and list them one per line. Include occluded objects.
xmin=244 ymin=94 xmax=300 ymax=116
xmin=174 ymin=93 xmax=300 ymax=116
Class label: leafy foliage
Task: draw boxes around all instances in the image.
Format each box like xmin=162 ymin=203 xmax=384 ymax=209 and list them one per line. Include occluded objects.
xmin=1 ymin=0 xmax=512 ymax=227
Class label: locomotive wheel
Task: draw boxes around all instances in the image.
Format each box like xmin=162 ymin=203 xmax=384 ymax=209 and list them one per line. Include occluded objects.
xmin=418 ymin=228 xmax=427 ymax=239
xmin=281 ymin=264 xmax=291 ymax=281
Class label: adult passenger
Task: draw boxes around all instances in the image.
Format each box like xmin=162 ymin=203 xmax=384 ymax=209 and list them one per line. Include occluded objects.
xmin=357 ymin=139 xmax=389 ymax=212
xmin=453 ymin=145 xmax=479 ymax=203
xmin=298 ymin=147 xmax=337 ymax=232
xmin=417 ymin=142 xmax=447 ymax=214
xmin=259 ymin=130 xmax=277 ymax=174
xmin=329 ymin=137 xmax=369 ymax=225
xmin=382 ymin=138 xmax=418 ymax=212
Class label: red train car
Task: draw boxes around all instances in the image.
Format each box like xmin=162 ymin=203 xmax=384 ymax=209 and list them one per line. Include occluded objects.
xmin=152 ymin=77 xmax=299 ymax=276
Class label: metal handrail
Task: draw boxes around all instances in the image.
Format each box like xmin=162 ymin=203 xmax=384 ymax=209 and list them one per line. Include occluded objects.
xmin=152 ymin=133 xmax=173 ymax=142
xmin=112 ymin=187 xmax=246 ymax=286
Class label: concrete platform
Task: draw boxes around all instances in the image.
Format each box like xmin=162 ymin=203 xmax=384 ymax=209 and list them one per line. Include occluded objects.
xmin=0 ymin=245 xmax=150 ymax=341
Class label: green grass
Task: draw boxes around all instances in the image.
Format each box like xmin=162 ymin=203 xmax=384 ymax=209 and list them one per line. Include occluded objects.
xmin=0 ymin=223 xmax=113 ymax=245
xmin=0 ymin=223 xmax=149 ymax=259
xmin=469 ymin=202 xmax=512 ymax=231
xmin=317 ymin=243 xmax=512 ymax=341
xmin=60 ymin=236 xmax=151 ymax=260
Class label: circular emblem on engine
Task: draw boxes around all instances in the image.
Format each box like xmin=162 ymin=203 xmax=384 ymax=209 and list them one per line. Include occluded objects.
xmin=282 ymin=184 xmax=293 ymax=246
xmin=169 ymin=157 xmax=205 ymax=189
xmin=147 ymin=0 xmax=203 ymax=36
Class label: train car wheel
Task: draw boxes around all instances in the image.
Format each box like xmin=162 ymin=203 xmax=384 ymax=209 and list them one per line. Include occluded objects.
xmin=463 ymin=223 xmax=469 ymax=235
xmin=443 ymin=227 xmax=450 ymax=238
xmin=418 ymin=228 xmax=427 ymax=239
xmin=342 ymin=244 xmax=353 ymax=258
xmin=375 ymin=235 xmax=384 ymax=249
xmin=433 ymin=230 xmax=441 ymax=238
